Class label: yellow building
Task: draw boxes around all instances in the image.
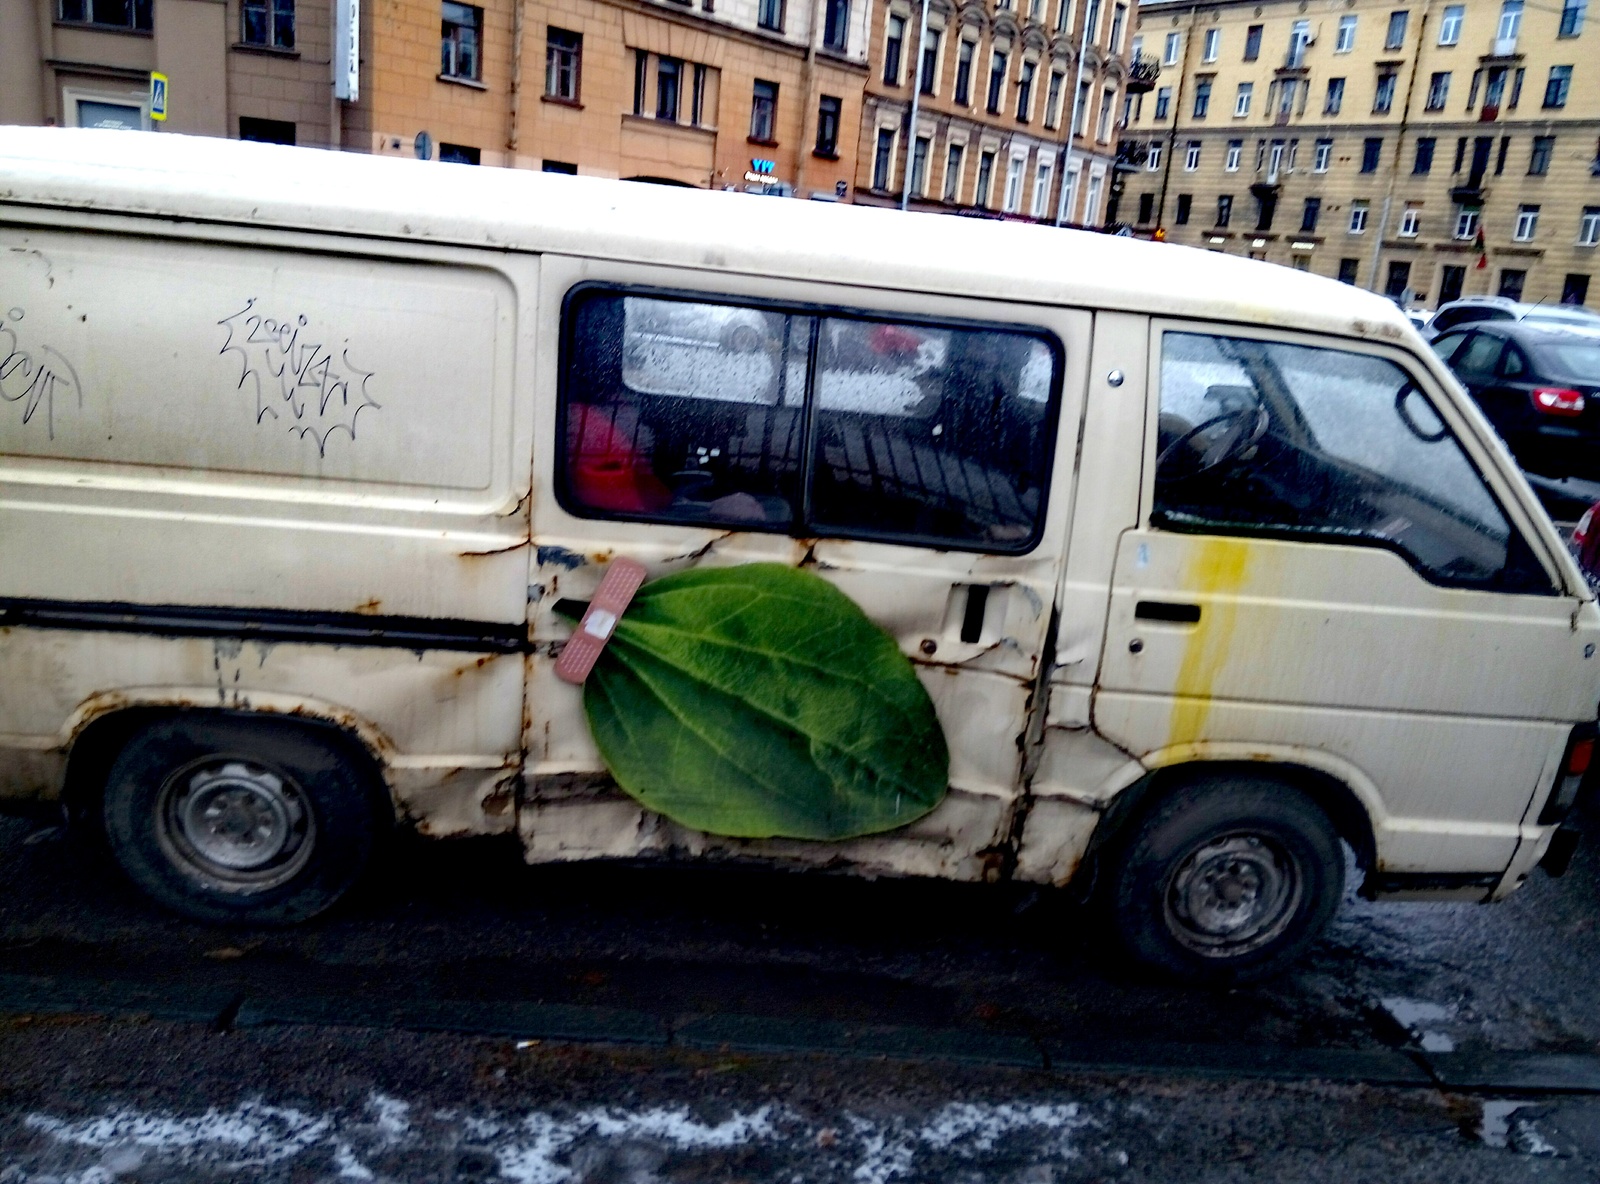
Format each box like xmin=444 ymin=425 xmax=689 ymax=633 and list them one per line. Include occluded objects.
xmin=852 ymin=0 xmax=1151 ymax=223
xmin=1127 ymin=0 xmax=1600 ymax=306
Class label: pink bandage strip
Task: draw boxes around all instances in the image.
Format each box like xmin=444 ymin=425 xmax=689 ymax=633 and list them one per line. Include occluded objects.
xmin=554 ymin=557 xmax=648 ymax=685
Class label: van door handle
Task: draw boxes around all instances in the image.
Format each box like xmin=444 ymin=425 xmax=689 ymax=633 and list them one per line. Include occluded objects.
xmin=1135 ymin=600 xmax=1202 ymax=624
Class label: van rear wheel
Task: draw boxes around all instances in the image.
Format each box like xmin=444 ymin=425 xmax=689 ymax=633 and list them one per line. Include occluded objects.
xmin=1107 ymin=776 xmax=1343 ymax=984
xmin=101 ymin=715 xmax=383 ymax=925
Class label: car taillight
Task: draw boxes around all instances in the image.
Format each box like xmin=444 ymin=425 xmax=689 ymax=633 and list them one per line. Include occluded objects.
xmin=1539 ymin=723 xmax=1598 ymax=824
xmin=1531 ymin=387 xmax=1586 ymax=416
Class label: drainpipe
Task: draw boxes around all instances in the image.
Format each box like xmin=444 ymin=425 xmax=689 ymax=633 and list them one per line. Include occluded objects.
xmin=329 ymin=0 xmax=342 ymax=149
xmin=1367 ymin=0 xmax=1432 ymax=297
xmin=1054 ymin=10 xmax=1091 ymax=225
xmin=900 ymin=0 xmax=930 ymax=209
xmin=509 ymin=0 xmax=527 ymax=161
xmin=1153 ymin=4 xmax=1197 ymax=231
xmin=796 ymin=0 xmax=824 ymax=197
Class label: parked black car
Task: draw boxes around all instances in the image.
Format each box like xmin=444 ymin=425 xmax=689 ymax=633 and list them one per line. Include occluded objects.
xmin=1431 ymin=321 xmax=1600 ymax=478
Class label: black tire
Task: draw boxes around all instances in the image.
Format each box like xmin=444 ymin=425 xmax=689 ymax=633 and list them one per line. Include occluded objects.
xmin=1106 ymin=776 xmax=1343 ymax=985
xmin=101 ymin=714 xmax=385 ymax=925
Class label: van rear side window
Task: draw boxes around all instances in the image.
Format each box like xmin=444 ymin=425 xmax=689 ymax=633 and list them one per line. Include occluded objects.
xmin=1153 ymin=331 xmax=1551 ymax=592
xmin=558 ymin=288 xmax=1062 ymax=553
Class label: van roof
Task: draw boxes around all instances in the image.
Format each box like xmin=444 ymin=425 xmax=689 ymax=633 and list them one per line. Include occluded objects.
xmin=0 ymin=127 xmax=1410 ymax=343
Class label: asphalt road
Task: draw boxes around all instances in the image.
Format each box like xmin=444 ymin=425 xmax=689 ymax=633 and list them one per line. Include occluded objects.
xmin=1 ymin=790 xmax=1598 ymax=1181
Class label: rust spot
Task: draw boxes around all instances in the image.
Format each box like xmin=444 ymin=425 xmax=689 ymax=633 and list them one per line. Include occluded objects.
xmin=482 ymin=785 xmax=514 ymax=816
xmin=590 ymin=549 xmax=615 ymax=565
xmin=794 ymin=539 xmax=819 ymax=568
xmin=461 ymin=540 xmax=531 ymax=559
xmin=353 ymin=598 xmax=382 ymax=615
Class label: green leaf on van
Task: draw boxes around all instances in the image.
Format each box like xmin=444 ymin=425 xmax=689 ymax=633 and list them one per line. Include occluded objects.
xmin=559 ymin=563 xmax=949 ymax=841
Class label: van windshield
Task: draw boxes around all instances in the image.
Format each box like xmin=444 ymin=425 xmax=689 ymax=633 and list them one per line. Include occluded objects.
xmin=1154 ymin=332 xmax=1551 ymax=592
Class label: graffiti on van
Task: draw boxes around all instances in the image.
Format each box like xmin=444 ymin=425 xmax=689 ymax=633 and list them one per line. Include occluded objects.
xmin=217 ymin=299 xmax=380 ymax=455
xmin=0 ymin=307 xmax=82 ymax=440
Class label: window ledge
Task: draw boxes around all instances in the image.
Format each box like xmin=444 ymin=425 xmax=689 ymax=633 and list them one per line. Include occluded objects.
xmin=541 ymin=95 xmax=583 ymax=109
xmin=53 ymin=21 xmax=151 ymax=36
xmin=748 ymin=136 xmax=780 ymax=147
xmin=231 ymin=41 xmax=300 ymax=57
xmin=438 ymin=73 xmax=489 ymax=90
xmin=812 ymin=149 xmax=840 ymax=160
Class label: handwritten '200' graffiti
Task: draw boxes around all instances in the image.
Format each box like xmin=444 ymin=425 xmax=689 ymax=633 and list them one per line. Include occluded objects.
xmin=218 ymin=300 xmax=380 ymax=455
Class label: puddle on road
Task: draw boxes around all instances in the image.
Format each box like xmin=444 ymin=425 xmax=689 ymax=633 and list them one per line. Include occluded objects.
xmin=1473 ymin=1100 xmax=1559 ymax=1156
xmin=1379 ymin=996 xmax=1458 ymax=1052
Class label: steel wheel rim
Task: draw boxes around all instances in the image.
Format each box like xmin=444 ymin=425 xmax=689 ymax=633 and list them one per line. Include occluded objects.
xmin=155 ymin=757 xmax=315 ymax=893
xmin=1162 ymin=831 xmax=1303 ymax=958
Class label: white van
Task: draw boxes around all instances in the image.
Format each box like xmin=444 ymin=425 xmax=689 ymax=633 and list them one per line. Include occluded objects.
xmin=2 ymin=128 xmax=1595 ymax=982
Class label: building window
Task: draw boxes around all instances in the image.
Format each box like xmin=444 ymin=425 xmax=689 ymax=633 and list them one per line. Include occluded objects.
xmin=1440 ymin=264 xmax=1466 ymax=303
xmin=57 ymin=0 xmax=152 ymax=30
xmin=1514 ymin=204 xmax=1539 ymax=240
xmin=943 ymin=144 xmax=964 ymax=201
xmin=1455 ymin=208 xmax=1479 ymax=238
xmin=750 ymin=79 xmax=778 ymax=141
xmin=241 ymin=0 xmax=295 ymax=49
xmin=955 ymin=40 xmax=975 ymax=105
xmin=1234 ymin=82 xmax=1252 ymax=116
xmin=1439 ymin=4 xmax=1464 ymax=43
xmin=1086 ymin=0 xmax=1103 ymax=41
xmin=545 ymin=28 xmax=581 ymax=101
xmin=910 ymin=136 xmax=931 ymax=196
xmin=1154 ymin=86 xmax=1171 ymax=120
xmin=1374 ymin=72 xmax=1397 ymax=113
xmin=1313 ymin=138 xmax=1332 ymax=171
xmin=1350 ymin=202 xmax=1369 ymax=233
xmin=1529 ymin=134 xmax=1554 ymax=174
xmin=1399 ymin=203 xmax=1421 ymax=236
xmin=1414 ymin=137 xmax=1435 ymax=173
xmin=1244 ymin=24 xmax=1262 ymax=60
xmin=1017 ymin=60 xmax=1036 ymax=119
xmin=758 ymin=0 xmax=783 ymax=31
xmin=824 ymin=0 xmax=850 ymax=50
xmin=1137 ymin=192 xmax=1156 ymax=223
xmin=1288 ymin=19 xmax=1310 ymax=65
xmin=1032 ymin=159 xmax=1054 ymax=217
xmin=1385 ymin=261 xmax=1411 ymax=299
xmin=1561 ymin=0 xmax=1586 ymax=37
xmin=873 ymin=127 xmax=896 ymax=190
xmin=691 ymin=64 xmax=709 ymax=125
xmin=920 ymin=29 xmax=940 ymax=94
xmin=1045 ymin=71 xmax=1064 ymax=128
xmin=1301 ymin=197 xmax=1321 ymax=231
xmin=1003 ymin=155 xmax=1024 ymax=212
xmin=1361 ymin=137 xmax=1382 ymax=172
xmin=1193 ymin=79 xmax=1212 ymax=118
xmin=655 ymin=57 xmax=681 ymax=120
xmin=441 ymin=3 xmax=482 ymax=81
xmin=1545 ymin=65 xmax=1573 ymax=108
xmin=815 ymin=95 xmax=841 ymax=156
xmin=1202 ymin=27 xmax=1220 ymax=62
xmin=1338 ymin=258 xmax=1359 ymax=283
xmin=1325 ymin=78 xmax=1345 ymax=114
xmin=1225 ymin=139 xmax=1242 ymax=171
xmin=1176 ymin=193 xmax=1193 ymax=223
xmin=976 ymin=150 xmax=996 ymax=206
xmin=1385 ymin=10 xmax=1409 ymax=48
xmin=884 ymin=16 xmax=905 ymax=85
xmin=1097 ymin=87 xmax=1115 ymax=140
xmin=542 ymin=160 xmax=578 ymax=174
xmin=1499 ymin=268 xmax=1526 ymax=299
xmin=1164 ymin=31 xmax=1181 ymax=65
xmin=1580 ymin=207 xmax=1600 ymax=245
xmin=1426 ymin=71 xmax=1450 ymax=110
xmin=1499 ymin=0 xmax=1523 ymax=43
xmin=1216 ymin=194 xmax=1233 ymax=226
xmin=439 ymin=143 xmax=480 ymax=164
xmin=1146 ymin=143 xmax=1162 ymax=171
xmin=632 ymin=49 xmax=648 ymax=114
xmin=1336 ymin=14 xmax=1358 ymax=51
xmin=239 ymin=116 xmax=295 ymax=144
xmin=988 ymin=51 xmax=1008 ymax=114
xmin=1183 ymin=140 xmax=1201 ymax=171
xmin=1497 ymin=134 xmax=1511 ymax=173
xmin=1564 ymin=274 xmax=1591 ymax=304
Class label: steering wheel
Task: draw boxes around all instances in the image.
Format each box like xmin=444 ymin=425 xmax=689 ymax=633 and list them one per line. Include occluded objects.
xmin=1157 ymin=406 xmax=1271 ymax=482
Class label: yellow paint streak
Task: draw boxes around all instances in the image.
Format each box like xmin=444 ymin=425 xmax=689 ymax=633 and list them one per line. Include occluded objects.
xmin=1168 ymin=539 xmax=1254 ymax=749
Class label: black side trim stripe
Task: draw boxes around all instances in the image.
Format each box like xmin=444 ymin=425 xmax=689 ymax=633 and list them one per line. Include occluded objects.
xmin=0 ymin=597 xmax=528 ymax=654
xmin=1365 ymin=871 xmax=1502 ymax=894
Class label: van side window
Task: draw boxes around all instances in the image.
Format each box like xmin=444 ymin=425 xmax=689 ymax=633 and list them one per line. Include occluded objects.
xmin=560 ymin=288 xmax=1061 ymax=552
xmin=1154 ymin=331 xmax=1552 ymax=592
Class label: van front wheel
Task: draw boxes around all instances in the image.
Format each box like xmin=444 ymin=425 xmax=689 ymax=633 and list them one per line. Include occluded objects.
xmin=101 ymin=715 xmax=383 ymax=925
xmin=1107 ymin=777 xmax=1343 ymax=984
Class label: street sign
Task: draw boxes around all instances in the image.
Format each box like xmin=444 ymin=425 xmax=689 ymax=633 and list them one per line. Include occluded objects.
xmin=334 ymin=0 xmax=360 ymax=101
xmin=149 ymin=73 xmax=167 ymax=122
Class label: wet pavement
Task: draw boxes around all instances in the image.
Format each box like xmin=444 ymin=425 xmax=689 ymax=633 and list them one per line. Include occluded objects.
xmin=1 ymin=790 xmax=1598 ymax=1181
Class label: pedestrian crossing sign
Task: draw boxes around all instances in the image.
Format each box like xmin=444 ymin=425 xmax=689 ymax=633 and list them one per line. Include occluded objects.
xmin=150 ymin=73 xmax=168 ymax=122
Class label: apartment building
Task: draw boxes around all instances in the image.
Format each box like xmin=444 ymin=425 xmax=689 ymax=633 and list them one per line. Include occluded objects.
xmin=852 ymin=0 xmax=1151 ymax=224
xmin=1 ymin=0 xmax=867 ymax=200
xmin=1126 ymin=0 xmax=1600 ymax=306
xmin=0 ymin=0 xmax=337 ymax=145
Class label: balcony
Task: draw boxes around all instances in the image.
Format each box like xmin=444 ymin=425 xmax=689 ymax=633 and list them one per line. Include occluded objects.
xmin=1250 ymin=179 xmax=1281 ymax=199
xmin=1115 ymin=140 xmax=1150 ymax=170
xmin=1451 ymin=175 xmax=1487 ymax=205
xmin=1126 ymin=54 xmax=1160 ymax=94
xmin=1482 ymin=35 xmax=1521 ymax=60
